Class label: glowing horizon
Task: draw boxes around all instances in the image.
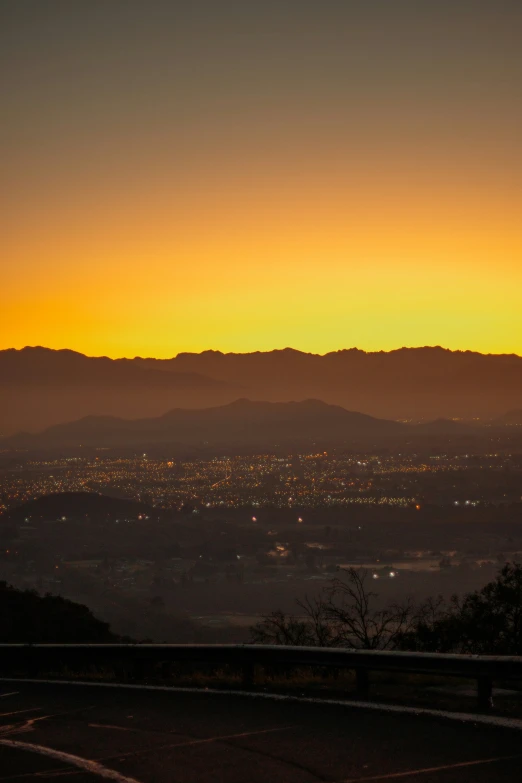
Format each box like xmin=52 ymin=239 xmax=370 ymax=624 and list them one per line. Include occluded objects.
xmin=3 ymin=2 xmax=521 ymax=359
xmin=6 ymin=342 xmax=522 ymax=363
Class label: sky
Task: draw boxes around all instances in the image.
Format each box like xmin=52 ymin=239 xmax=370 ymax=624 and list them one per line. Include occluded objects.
xmin=2 ymin=0 xmax=522 ymax=358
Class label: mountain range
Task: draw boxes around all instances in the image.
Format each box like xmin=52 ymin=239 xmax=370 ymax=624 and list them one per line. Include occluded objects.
xmin=1 ymin=398 xmax=481 ymax=451
xmin=1 ymin=345 xmax=522 ymax=435
xmin=1 ymin=398 xmax=405 ymax=449
xmin=0 ymin=347 xmax=240 ymax=435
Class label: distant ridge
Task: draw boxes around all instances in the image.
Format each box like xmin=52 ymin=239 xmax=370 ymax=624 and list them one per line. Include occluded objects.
xmin=6 ymin=344 xmax=522 ymax=361
xmin=2 ymin=345 xmax=522 ymax=434
xmin=495 ymin=409 xmax=522 ymax=425
xmin=0 ymin=346 xmax=242 ymax=436
xmin=1 ymin=398 xmax=407 ymax=449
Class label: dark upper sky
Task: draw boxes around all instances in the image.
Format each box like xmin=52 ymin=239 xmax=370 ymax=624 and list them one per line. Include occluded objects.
xmin=2 ymin=1 xmax=522 ymax=356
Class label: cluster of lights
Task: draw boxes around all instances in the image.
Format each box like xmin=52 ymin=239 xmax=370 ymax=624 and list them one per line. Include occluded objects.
xmin=2 ymin=450 xmax=517 ymax=513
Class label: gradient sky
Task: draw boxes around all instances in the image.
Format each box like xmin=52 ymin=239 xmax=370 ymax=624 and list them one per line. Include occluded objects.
xmin=2 ymin=0 xmax=522 ymax=358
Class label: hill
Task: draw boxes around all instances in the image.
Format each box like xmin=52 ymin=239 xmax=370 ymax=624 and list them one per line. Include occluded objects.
xmin=495 ymin=410 xmax=522 ymax=426
xmin=2 ymin=399 xmax=407 ymax=450
xmin=0 ymin=580 xmax=119 ymax=642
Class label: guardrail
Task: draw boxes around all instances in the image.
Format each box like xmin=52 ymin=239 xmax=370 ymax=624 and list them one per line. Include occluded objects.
xmin=2 ymin=644 xmax=522 ymax=709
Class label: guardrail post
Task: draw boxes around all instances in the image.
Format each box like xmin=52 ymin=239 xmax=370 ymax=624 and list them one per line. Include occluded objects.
xmin=134 ymin=658 xmax=151 ymax=682
xmin=27 ymin=649 xmax=39 ymax=679
xmin=242 ymin=662 xmax=255 ymax=687
xmin=477 ymin=676 xmax=493 ymax=709
xmin=355 ymin=668 xmax=369 ymax=699
xmin=161 ymin=661 xmax=171 ymax=679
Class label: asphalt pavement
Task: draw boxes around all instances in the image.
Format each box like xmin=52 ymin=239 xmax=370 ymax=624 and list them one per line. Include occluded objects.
xmin=0 ymin=682 xmax=521 ymax=782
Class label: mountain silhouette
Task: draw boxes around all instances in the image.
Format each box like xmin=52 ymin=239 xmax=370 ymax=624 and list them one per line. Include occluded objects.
xmin=0 ymin=347 xmax=240 ymax=435
xmin=160 ymin=346 xmax=522 ymax=421
xmin=2 ymin=399 xmax=407 ymax=449
xmin=494 ymin=409 xmax=522 ymax=425
xmin=2 ymin=345 xmax=522 ymax=435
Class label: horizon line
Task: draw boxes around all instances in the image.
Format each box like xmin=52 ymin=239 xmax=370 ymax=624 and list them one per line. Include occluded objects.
xmin=2 ymin=344 xmax=522 ymax=362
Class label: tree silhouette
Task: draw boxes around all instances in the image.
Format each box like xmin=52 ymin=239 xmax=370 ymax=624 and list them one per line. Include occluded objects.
xmin=0 ymin=581 xmax=118 ymax=643
xmin=252 ymin=563 xmax=522 ymax=655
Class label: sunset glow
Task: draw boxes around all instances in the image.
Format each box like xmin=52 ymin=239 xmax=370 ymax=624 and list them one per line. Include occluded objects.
xmin=3 ymin=2 xmax=522 ymax=358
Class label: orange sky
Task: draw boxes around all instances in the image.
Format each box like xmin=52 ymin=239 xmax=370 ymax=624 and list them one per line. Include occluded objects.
xmin=2 ymin=1 xmax=522 ymax=358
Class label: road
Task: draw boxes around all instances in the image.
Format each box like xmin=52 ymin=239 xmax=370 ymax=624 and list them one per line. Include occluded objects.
xmin=0 ymin=682 xmax=521 ymax=782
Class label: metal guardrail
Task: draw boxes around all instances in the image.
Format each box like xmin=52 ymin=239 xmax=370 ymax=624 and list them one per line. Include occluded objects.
xmin=2 ymin=644 xmax=521 ymax=709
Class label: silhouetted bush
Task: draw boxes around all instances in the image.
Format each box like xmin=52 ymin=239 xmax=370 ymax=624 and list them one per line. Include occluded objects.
xmin=252 ymin=563 xmax=522 ymax=655
xmin=0 ymin=581 xmax=118 ymax=643
xmin=401 ymin=562 xmax=522 ymax=655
